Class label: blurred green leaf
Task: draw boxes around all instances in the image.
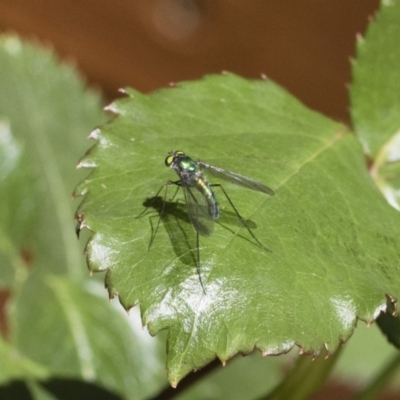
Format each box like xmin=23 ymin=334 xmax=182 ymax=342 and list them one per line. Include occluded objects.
xmin=76 ymin=73 xmax=400 ymax=384
xmin=11 ymin=274 xmax=165 ymax=398
xmin=0 ymin=335 xmax=49 ymax=383
xmin=351 ymin=0 xmax=400 ymax=209
xmin=350 ymin=0 xmax=400 ymax=369
xmin=351 ymin=0 xmax=400 ymax=158
xmin=0 ymin=120 xmax=37 ymax=287
xmin=0 ymin=35 xmax=104 ymax=279
xmin=0 ymin=35 xmax=166 ymax=399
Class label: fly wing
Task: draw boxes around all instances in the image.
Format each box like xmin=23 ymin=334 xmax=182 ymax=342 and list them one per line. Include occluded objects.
xmin=181 ymin=184 xmax=215 ymax=237
xmin=198 ymin=161 xmax=275 ymax=195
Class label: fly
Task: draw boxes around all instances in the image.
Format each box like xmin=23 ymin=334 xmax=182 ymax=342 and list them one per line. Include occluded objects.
xmin=146 ymin=150 xmax=275 ymax=294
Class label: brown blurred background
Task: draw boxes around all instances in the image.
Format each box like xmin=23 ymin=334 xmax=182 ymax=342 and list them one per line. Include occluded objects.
xmin=0 ymin=0 xmax=380 ymax=124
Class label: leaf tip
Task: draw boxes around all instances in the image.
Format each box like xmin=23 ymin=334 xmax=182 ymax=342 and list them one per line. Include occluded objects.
xmin=105 ymin=282 xmax=119 ymax=303
xmin=74 ymin=212 xmax=88 ymax=238
xmin=355 ymin=32 xmax=365 ymax=45
xmin=75 ymin=223 xmax=81 ymax=239
xmin=104 ymin=103 xmax=117 ymax=114
xmin=88 ymin=128 xmax=101 ymax=140
xmin=311 ymin=351 xmax=320 ymax=361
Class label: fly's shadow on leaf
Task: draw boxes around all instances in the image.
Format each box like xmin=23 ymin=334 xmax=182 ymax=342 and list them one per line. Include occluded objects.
xmin=137 ymin=190 xmax=265 ymax=262
xmin=219 ymin=207 xmax=258 ymax=229
xmin=137 ymin=196 xmax=198 ymax=267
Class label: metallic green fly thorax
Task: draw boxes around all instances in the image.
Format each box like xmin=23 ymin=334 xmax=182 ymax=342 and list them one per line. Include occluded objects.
xmin=177 ymin=156 xmax=197 ymax=174
xmin=165 ymin=151 xmax=218 ymax=218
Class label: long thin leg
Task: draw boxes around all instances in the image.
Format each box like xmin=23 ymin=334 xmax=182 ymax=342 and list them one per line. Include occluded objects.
xmin=211 ymin=184 xmax=271 ymax=252
xmin=196 ymin=230 xmax=206 ymax=294
xmin=136 ymin=181 xmax=181 ymax=250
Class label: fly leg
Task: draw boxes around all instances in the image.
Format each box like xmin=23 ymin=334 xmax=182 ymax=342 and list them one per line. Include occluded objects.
xmin=211 ymin=184 xmax=271 ymax=252
xmin=196 ymin=230 xmax=207 ymax=294
xmin=136 ymin=181 xmax=181 ymax=250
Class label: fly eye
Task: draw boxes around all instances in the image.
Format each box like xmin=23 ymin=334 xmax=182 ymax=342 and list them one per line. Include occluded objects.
xmin=176 ymin=150 xmax=185 ymax=156
xmin=165 ymin=156 xmax=174 ymax=167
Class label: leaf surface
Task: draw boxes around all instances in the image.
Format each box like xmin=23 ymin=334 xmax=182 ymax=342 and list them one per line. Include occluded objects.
xmin=76 ymin=73 xmax=400 ymax=384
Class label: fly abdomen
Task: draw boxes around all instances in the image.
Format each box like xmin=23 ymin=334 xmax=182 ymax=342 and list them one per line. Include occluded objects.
xmin=206 ymin=189 xmax=219 ymax=220
xmin=196 ymin=177 xmax=219 ymax=220
xmin=209 ymin=198 xmax=219 ymax=220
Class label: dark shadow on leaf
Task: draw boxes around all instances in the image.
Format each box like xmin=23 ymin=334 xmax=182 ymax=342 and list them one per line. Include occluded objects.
xmin=218 ymin=208 xmax=258 ymax=229
xmin=138 ymin=196 xmax=198 ymax=267
xmin=138 ymin=195 xmax=269 ymax=257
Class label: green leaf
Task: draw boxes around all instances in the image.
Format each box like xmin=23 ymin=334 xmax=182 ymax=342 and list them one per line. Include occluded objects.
xmin=0 ymin=35 xmax=104 ymax=279
xmin=351 ymin=0 xmax=400 ymax=208
xmin=0 ymin=35 xmax=166 ymax=398
xmin=351 ymin=0 xmax=400 ymax=158
xmin=76 ymin=73 xmax=400 ymax=385
xmin=0 ymin=335 xmax=49 ymax=383
xmin=11 ymin=274 xmax=165 ymax=398
xmin=350 ymin=0 xmax=400 ymax=357
xmin=0 ymin=120 xmax=37 ymax=287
